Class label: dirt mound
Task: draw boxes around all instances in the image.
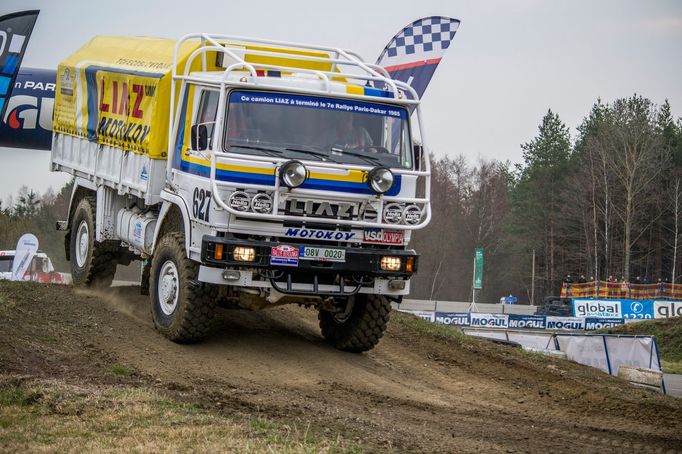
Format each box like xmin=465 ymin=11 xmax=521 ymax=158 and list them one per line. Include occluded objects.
xmin=1 ymin=281 xmax=682 ymax=452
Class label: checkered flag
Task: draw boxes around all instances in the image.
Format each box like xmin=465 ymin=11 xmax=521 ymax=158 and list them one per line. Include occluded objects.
xmin=376 ymin=16 xmax=460 ymax=101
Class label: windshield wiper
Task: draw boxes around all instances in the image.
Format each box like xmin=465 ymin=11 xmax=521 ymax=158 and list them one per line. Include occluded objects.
xmin=330 ymin=147 xmax=382 ymax=166
xmin=285 ymin=147 xmax=341 ymax=163
xmin=228 ymin=144 xmax=284 ymax=158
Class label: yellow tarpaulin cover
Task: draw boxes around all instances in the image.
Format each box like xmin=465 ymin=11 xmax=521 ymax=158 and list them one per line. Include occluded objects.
xmin=54 ymin=36 xmax=199 ymax=159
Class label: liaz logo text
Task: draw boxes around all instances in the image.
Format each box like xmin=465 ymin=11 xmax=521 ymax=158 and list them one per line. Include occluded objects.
xmin=363 ymin=228 xmax=404 ymax=245
xmin=574 ymin=300 xmax=621 ymax=318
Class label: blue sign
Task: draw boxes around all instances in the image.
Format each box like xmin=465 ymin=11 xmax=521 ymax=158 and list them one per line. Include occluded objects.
xmin=573 ymin=298 xmax=654 ymax=319
xmin=230 ymin=91 xmax=408 ymax=119
xmin=508 ymin=314 xmax=546 ymax=330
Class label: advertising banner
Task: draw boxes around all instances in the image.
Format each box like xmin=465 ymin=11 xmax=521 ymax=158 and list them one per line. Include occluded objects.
xmin=572 ymin=299 xmax=621 ymax=318
xmin=11 ymin=233 xmax=38 ymax=281
xmin=653 ymin=301 xmax=682 ymax=319
xmin=545 ymin=316 xmax=585 ymax=331
xmin=584 ymin=317 xmax=625 ymax=330
xmin=434 ymin=312 xmax=470 ymax=327
xmin=54 ymin=36 xmax=200 ymax=158
xmin=398 ymin=309 xmax=435 ymax=322
xmin=573 ymin=298 xmax=656 ymax=319
xmin=473 ymin=248 xmax=484 ymax=290
xmin=508 ymin=314 xmax=546 ymax=330
xmin=469 ymin=313 xmax=508 ymax=329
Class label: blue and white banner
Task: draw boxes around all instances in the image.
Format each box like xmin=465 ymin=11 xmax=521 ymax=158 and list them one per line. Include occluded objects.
xmin=584 ymin=317 xmax=625 ymax=330
xmin=469 ymin=313 xmax=508 ymax=329
xmin=573 ymin=298 xmax=655 ymax=319
xmin=434 ymin=312 xmax=470 ymax=327
xmin=376 ymin=16 xmax=460 ymax=103
xmin=508 ymin=314 xmax=546 ymax=330
xmin=545 ymin=316 xmax=585 ymax=331
xmin=229 ymin=91 xmax=407 ymax=119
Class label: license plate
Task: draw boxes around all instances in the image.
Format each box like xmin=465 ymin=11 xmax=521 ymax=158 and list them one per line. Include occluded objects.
xmin=299 ymin=246 xmax=346 ymax=262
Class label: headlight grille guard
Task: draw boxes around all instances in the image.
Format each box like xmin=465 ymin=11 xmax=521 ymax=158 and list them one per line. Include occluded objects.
xmin=207 ymin=152 xmax=431 ymax=231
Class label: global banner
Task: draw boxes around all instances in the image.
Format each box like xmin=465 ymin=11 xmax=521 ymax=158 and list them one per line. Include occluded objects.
xmin=573 ymin=298 xmax=656 ymax=319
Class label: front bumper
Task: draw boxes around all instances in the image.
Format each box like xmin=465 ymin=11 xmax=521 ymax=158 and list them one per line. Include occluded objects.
xmin=200 ymin=235 xmax=418 ymax=278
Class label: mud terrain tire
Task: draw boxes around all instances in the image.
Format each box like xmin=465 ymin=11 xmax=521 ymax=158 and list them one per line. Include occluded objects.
xmin=318 ymin=294 xmax=391 ymax=352
xmin=69 ymin=196 xmax=117 ymax=287
xmin=150 ymin=232 xmax=216 ymax=343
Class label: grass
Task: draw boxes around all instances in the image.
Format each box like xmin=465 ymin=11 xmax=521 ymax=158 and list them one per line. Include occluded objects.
xmin=0 ymin=375 xmax=362 ymax=453
xmin=111 ymin=364 xmax=131 ymax=377
xmin=599 ymin=317 xmax=682 ymax=373
xmin=393 ymin=311 xmax=464 ymax=339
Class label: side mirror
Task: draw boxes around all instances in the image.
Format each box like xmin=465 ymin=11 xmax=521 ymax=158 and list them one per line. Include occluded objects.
xmin=413 ymin=144 xmax=424 ymax=170
xmin=191 ymin=124 xmax=208 ymax=151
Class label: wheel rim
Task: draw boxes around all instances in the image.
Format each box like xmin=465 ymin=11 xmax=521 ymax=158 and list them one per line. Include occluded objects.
xmin=75 ymin=220 xmax=89 ymax=268
xmin=158 ymin=260 xmax=179 ymax=316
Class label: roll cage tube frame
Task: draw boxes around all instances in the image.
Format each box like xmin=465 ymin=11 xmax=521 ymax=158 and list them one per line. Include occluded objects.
xmin=166 ymin=33 xmax=431 ymax=230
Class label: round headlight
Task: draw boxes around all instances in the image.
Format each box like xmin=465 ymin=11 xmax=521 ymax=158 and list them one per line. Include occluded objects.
xmin=367 ymin=167 xmax=394 ymax=194
xmin=383 ymin=203 xmax=403 ymax=224
xmin=280 ymin=160 xmax=307 ymax=188
xmin=403 ymin=205 xmax=422 ymax=225
xmin=251 ymin=193 xmax=273 ymax=213
xmin=228 ymin=191 xmax=251 ymax=212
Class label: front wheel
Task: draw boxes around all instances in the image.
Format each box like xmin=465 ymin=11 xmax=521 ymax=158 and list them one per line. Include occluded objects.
xmin=150 ymin=232 xmax=216 ymax=343
xmin=318 ymin=294 xmax=391 ymax=352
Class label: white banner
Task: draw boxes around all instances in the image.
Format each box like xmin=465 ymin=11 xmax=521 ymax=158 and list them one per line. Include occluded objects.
xmin=653 ymin=301 xmax=682 ymax=319
xmin=398 ymin=309 xmax=435 ymax=322
xmin=556 ymin=335 xmax=609 ymax=373
xmin=604 ymin=336 xmax=661 ymax=375
xmin=11 ymin=233 xmax=38 ymax=281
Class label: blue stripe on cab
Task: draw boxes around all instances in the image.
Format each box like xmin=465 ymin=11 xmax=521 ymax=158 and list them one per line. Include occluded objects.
xmin=176 ymin=159 xmax=402 ymax=196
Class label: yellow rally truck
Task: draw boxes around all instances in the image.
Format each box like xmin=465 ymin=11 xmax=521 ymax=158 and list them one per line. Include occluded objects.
xmin=52 ymin=34 xmax=431 ymax=351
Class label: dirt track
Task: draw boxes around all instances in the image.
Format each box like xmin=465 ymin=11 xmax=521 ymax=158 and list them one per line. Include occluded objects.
xmin=1 ymin=281 xmax=682 ymax=453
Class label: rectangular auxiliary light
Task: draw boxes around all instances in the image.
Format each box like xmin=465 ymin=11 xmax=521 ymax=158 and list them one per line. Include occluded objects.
xmin=233 ymin=246 xmax=256 ymax=262
xmin=380 ymin=256 xmax=402 ymax=271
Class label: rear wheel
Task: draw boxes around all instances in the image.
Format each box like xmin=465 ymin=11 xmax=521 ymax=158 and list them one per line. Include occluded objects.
xmin=150 ymin=232 xmax=216 ymax=343
xmin=318 ymin=294 xmax=391 ymax=352
xmin=69 ymin=196 xmax=117 ymax=287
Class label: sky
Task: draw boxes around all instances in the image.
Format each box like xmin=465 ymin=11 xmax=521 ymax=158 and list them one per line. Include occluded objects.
xmin=1 ymin=0 xmax=682 ymax=200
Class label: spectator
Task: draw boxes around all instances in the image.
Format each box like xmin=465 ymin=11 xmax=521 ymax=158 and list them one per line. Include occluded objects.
xmin=589 ymin=275 xmax=595 ymax=282
xmin=563 ymin=273 xmax=574 ymax=284
xmin=607 ymin=275 xmax=614 ymax=283
xmin=578 ymin=274 xmax=587 ymax=283
xmin=633 ymin=275 xmax=641 ymax=284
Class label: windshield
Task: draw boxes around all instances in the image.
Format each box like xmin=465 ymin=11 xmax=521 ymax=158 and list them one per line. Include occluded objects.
xmin=222 ymin=90 xmax=412 ymax=168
